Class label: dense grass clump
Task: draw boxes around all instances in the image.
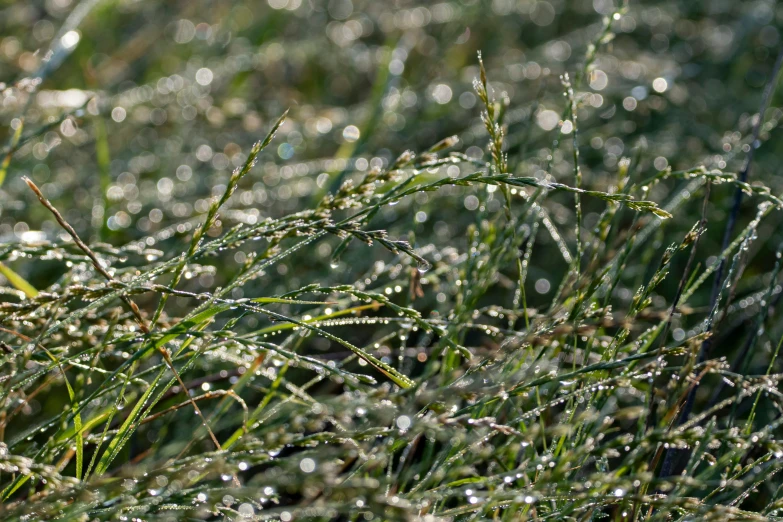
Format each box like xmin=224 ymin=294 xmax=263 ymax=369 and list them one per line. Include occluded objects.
xmin=3 ymin=1 xmax=783 ymax=520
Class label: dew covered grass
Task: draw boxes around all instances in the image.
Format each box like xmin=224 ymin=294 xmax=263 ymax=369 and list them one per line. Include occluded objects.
xmin=2 ymin=0 xmax=783 ymax=520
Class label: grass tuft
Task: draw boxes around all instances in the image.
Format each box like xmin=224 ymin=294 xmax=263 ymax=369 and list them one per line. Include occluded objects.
xmin=1 ymin=2 xmax=783 ymax=521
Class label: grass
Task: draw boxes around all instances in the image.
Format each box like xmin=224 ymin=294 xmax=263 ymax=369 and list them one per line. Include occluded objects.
xmin=1 ymin=1 xmax=783 ymax=521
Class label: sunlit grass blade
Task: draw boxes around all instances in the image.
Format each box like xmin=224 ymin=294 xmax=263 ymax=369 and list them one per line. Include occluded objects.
xmin=0 ymin=262 xmax=38 ymax=298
